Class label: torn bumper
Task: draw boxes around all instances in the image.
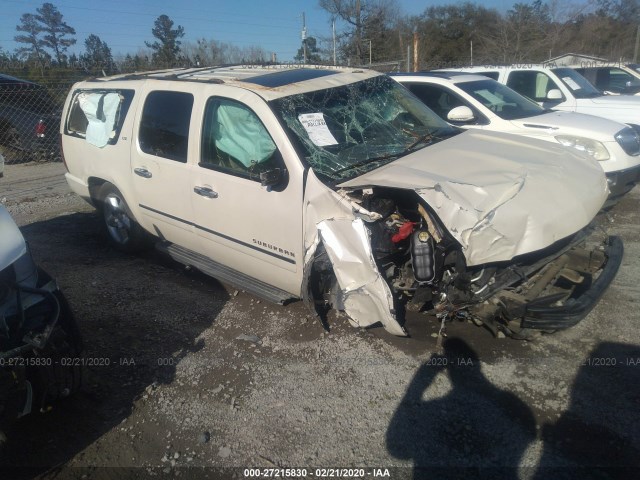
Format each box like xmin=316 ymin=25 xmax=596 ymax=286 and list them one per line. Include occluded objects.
xmin=317 ymin=217 xmax=407 ymax=337
xmin=522 ymin=236 xmax=623 ymax=330
xmin=605 ymin=164 xmax=640 ymax=205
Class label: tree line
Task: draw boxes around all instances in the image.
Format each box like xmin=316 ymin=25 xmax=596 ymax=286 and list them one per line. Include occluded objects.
xmin=2 ymin=0 xmax=639 ymax=79
xmin=0 ymin=2 xmax=272 ymax=78
xmin=324 ymin=0 xmax=640 ymax=67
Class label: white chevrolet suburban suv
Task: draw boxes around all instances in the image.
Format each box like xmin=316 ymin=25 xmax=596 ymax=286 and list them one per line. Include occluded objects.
xmin=60 ymin=66 xmax=622 ymax=338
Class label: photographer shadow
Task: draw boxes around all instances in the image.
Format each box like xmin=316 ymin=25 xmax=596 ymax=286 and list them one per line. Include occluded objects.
xmin=386 ymin=338 xmax=536 ymax=479
xmin=534 ymin=342 xmax=640 ymax=479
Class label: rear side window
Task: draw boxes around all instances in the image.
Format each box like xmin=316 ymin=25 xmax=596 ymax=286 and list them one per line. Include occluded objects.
xmin=65 ymin=89 xmax=134 ymax=147
xmin=139 ymin=91 xmax=194 ymax=163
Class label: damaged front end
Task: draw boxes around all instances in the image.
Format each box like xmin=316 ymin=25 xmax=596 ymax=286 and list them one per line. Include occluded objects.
xmin=305 ymin=185 xmax=622 ymax=338
xmin=0 ymin=207 xmax=83 ymax=434
xmin=272 ymin=72 xmax=620 ymax=338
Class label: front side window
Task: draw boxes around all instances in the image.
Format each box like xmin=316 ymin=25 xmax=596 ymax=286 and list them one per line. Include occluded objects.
xmin=605 ymin=68 xmax=640 ymax=92
xmin=270 ymin=75 xmax=459 ymax=183
xmin=456 ymin=79 xmax=545 ymax=120
xmin=200 ymin=98 xmax=279 ymax=180
xmin=139 ymin=91 xmax=194 ymax=162
xmin=405 ymin=83 xmax=483 ymax=123
xmin=506 ymin=71 xmax=562 ymax=102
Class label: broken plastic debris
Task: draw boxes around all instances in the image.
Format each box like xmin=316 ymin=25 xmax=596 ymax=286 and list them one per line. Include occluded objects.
xmin=392 ymin=221 xmax=415 ymax=243
xmin=235 ymin=334 xmax=261 ymax=344
xmin=318 ymin=217 xmax=406 ymax=336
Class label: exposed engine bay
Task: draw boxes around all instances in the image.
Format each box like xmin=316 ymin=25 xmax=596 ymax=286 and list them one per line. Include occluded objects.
xmin=0 ymin=206 xmax=83 ymax=436
xmin=310 ymin=187 xmax=623 ymax=338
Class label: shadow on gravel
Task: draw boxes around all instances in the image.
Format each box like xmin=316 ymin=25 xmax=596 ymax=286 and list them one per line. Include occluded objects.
xmin=386 ymin=338 xmax=536 ymax=479
xmin=534 ymin=342 xmax=640 ymax=480
xmin=0 ymin=212 xmax=230 ymax=478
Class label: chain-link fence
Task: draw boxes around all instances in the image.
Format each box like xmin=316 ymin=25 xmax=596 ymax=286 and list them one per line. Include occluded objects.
xmin=0 ymin=70 xmax=82 ymax=165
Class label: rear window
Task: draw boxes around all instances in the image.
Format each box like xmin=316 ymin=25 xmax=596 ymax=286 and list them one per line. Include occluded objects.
xmin=65 ymin=89 xmax=135 ymax=147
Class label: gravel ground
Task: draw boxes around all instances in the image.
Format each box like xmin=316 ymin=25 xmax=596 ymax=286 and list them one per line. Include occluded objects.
xmin=0 ymin=162 xmax=639 ymax=480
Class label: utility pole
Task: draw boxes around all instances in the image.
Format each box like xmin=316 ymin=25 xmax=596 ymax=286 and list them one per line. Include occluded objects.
xmin=470 ymin=40 xmax=473 ymax=67
xmin=634 ymin=24 xmax=640 ymax=63
xmin=413 ymin=32 xmax=419 ymax=72
xmin=301 ymin=12 xmax=307 ymax=64
xmin=333 ymin=19 xmax=337 ymax=65
xmin=355 ymin=0 xmax=362 ymax=64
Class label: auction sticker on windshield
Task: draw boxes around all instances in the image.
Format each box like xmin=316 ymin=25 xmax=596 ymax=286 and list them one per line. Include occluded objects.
xmin=298 ymin=113 xmax=338 ymax=146
xmin=563 ymin=77 xmax=582 ymax=90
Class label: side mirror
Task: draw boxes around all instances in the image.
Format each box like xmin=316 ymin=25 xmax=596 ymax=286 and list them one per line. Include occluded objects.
xmin=447 ymin=105 xmax=475 ymax=123
xmin=546 ymin=89 xmax=563 ymax=100
xmin=260 ymin=168 xmax=283 ymax=188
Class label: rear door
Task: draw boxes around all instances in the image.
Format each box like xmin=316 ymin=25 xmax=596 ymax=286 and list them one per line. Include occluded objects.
xmin=131 ymin=83 xmax=199 ymax=250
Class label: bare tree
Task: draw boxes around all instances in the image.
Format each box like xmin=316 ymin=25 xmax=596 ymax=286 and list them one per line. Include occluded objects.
xmin=320 ymin=0 xmax=399 ymax=64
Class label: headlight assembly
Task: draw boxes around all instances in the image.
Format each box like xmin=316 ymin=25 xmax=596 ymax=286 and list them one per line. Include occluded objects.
xmin=555 ymin=135 xmax=610 ymax=161
xmin=615 ymin=126 xmax=640 ymax=156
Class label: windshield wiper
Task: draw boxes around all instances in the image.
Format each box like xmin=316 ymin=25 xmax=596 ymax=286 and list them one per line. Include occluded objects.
xmin=332 ymin=152 xmax=401 ymax=175
xmin=405 ymin=133 xmax=433 ymax=151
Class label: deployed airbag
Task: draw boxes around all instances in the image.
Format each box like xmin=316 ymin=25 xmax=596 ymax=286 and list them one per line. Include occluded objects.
xmin=215 ymin=102 xmax=276 ymax=167
xmin=78 ymin=92 xmax=120 ymax=148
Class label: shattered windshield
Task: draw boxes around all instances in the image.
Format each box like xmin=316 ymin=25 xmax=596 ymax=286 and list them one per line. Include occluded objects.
xmin=457 ymin=78 xmax=546 ymax=120
xmin=270 ymin=75 xmax=459 ymax=182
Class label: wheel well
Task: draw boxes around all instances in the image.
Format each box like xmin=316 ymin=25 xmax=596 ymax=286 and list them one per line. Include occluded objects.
xmin=88 ymin=177 xmax=108 ymax=206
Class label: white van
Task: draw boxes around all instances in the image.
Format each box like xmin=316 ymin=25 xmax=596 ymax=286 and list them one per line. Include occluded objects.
xmin=60 ymin=66 xmax=622 ymax=338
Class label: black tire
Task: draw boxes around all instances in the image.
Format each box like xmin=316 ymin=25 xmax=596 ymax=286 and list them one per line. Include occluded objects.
xmin=28 ymin=288 xmax=84 ymax=410
xmin=97 ymin=183 xmax=149 ymax=253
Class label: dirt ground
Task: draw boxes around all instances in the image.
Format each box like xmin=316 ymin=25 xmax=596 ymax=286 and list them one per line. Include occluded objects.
xmin=1 ymin=162 xmax=639 ymax=480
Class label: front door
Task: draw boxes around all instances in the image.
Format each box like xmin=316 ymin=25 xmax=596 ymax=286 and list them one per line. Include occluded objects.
xmin=189 ymin=92 xmax=305 ymax=296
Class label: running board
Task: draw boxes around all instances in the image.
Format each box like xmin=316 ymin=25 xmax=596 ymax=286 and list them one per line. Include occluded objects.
xmin=156 ymin=242 xmax=298 ymax=305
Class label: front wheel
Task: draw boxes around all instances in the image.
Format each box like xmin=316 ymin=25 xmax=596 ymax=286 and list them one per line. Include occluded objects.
xmin=98 ymin=183 xmax=149 ymax=252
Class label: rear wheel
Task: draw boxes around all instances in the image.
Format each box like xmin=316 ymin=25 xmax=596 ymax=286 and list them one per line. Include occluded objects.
xmin=98 ymin=183 xmax=149 ymax=252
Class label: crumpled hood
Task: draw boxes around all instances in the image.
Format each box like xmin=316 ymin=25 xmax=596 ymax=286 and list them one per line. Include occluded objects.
xmin=338 ymin=130 xmax=608 ymax=266
xmin=509 ymin=111 xmax=622 ymax=139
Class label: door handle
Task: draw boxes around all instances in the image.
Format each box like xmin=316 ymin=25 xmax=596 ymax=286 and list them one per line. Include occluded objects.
xmin=134 ymin=167 xmax=152 ymax=178
xmin=194 ymin=186 xmax=218 ymax=198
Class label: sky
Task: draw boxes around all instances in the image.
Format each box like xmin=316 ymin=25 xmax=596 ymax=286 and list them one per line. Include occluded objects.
xmin=0 ymin=0 xmax=513 ymax=62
